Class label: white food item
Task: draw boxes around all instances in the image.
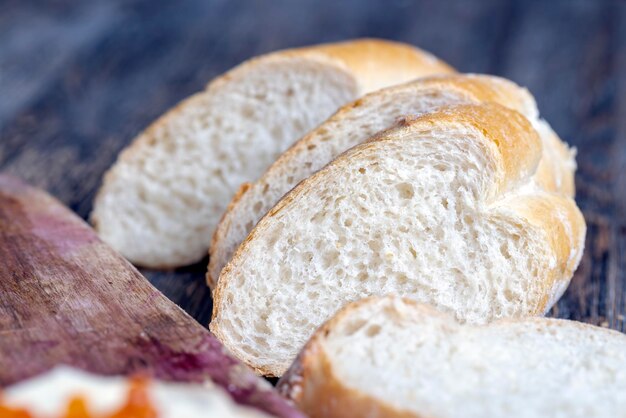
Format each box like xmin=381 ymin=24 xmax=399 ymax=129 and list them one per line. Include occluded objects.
xmin=2 ymin=367 xmax=270 ymax=418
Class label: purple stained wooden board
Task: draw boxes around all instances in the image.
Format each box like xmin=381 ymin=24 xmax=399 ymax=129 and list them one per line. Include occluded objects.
xmin=0 ymin=175 xmax=303 ymax=418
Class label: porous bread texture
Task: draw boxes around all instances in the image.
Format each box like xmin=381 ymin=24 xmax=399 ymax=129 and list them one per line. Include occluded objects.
xmin=278 ymin=296 xmax=626 ymax=418
xmin=91 ymin=39 xmax=454 ymax=268
xmin=210 ymin=103 xmax=586 ymax=377
xmin=208 ymin=74 xmax=577 ymax=287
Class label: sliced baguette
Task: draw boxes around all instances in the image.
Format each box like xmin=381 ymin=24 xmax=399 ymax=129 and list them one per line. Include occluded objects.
xmin=278 ymin=296 xmax=626 ymax=418
xmin=91 ymin=39 xmax=454 ymax=268
xmin=208 ymin=74 xmax=576 ymax=287
xmin=210 ymin=103 xmax=586 ymax=376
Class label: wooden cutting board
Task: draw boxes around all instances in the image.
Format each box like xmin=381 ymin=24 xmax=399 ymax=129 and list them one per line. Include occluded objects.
xmin=0 ymin=175 xmax=303 ymax=418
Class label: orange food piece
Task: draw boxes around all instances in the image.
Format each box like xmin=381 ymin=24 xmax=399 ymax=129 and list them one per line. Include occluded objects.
xmin=108 ymin=378 xmax=158 ymax=418
xmin=63 ymin=397 xmax=90 ymax=418
xmin=0 ymin=403 xmax=33 ymax=418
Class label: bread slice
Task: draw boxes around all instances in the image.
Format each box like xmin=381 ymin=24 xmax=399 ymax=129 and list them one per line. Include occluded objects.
xmin=210 ymin=103 xmax=586 ymax=376
xmin=3 ymin=366 xmax=271 ymax=417
xmin=91 ymin=39 xmax=454 ymax=268
xmin=208 ymin=74 xmax=576 ymax=287
xmin=278 ymin=296 xmax=626 ymax=418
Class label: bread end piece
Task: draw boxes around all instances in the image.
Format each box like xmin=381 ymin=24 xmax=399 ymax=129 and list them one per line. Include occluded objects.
xmin=279 ymin=296 xmax=626 ymax=418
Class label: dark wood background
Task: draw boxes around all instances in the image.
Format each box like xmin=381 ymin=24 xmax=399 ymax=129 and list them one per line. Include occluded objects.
xmin=1 ymin=0 xmax=625 ymax=331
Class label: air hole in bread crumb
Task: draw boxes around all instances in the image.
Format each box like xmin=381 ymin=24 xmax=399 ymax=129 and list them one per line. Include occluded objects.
xmin=500 ymin=244 xmax=511 ymax=259
xmin=343 ymin=319 xmax=367 ymax=336
xmin=504 ymin=288 xmax=516 ymax=302
xmin=280 ymin=265 xmax=292 ymax=280
xmin=396 ymin=183 xmax=414 ymax=200
xmin=366 ymin=324 xmax=382 ymax=337
xmin=322 ymin=250 xmax=340 ymax=268
xmin=368 ymin=239 xmax=382 ymax=252
xmin=396 ymin=274 xmax=409 ymax=285
xmin=307 ymin=144 xmax=316 ymax=150
xmin=242 ymin=106 xmax=255 ymax=118
xmin=253 ymin=201 xmax=263 ymax=212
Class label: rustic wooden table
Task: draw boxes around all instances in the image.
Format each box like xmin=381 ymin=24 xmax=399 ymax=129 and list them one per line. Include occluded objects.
xmin=1 ymin=0 xmax=625 ymax=331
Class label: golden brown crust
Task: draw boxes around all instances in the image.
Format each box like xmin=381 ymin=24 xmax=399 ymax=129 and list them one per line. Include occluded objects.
xmin=534 ymin=125 xmax=576 ymax=196
xmin=206 ymin=38 xmax=456 ymax=96
xmin=299 ymin=39 xmax=456 ymax=93
xmin=372 ymin=102 xmax=543 ymax=195
xmin=495 ymin=192 xmax=586 ymax=312
xmin=206 ymin=182 xmax=252 ymax=287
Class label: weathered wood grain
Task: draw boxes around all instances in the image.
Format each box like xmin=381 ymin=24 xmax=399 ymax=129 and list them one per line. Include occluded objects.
xmin=0 ymin=175 xmax=303 ymax=418
xmin=0 ymin=0 xmax=624 ymax=336
xmin=488 ymin=0 xmax=626 ymax=331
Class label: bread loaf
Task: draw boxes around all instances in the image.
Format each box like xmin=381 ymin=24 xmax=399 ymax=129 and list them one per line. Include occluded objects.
xmin=91 ymin=39 xmax=454 ymax=268
xmin=208 ymin=74 xmax=576 ymax=286
xmin=278 ymin=296 xmax=626 ymax=418
xmin=211 ymin=103 xmax=585 ymax=376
